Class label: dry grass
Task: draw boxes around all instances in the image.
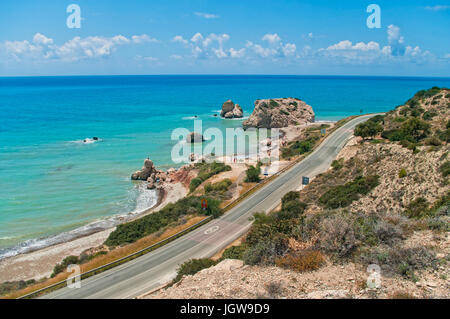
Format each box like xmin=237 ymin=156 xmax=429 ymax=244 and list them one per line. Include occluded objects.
xmin=275 ymin=250 xmax=325 ymax=273
xmin=389 ymin=291 xmax=417 ymax=299
xmin=5 ymin=215 xmax=207 ymax=299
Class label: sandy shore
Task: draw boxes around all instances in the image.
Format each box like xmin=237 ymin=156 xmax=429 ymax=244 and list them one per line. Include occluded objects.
xmin=0 ymin=182 xmax=188 ymax=282
xmin=0 ymin=122 xmax=332 ymax=283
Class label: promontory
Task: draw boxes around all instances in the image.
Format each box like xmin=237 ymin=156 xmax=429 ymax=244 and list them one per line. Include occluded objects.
xmin=242 ymin=98 xmax=315 ymax=129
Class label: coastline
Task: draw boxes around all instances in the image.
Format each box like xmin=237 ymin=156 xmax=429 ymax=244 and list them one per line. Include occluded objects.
xmin=0 ymin=120 xmax=335 ymax=283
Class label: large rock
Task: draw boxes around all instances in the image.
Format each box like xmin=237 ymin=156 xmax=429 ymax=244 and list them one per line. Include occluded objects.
xmin=220 ymin=100 xmax=244 ymax=119
xmin=131 ymin=158 xmax=154 ymax=180
xmin=243 ymin=98 xmax=315 ymax=129
xmin=186 ymin=132 xmax=204 ymax=143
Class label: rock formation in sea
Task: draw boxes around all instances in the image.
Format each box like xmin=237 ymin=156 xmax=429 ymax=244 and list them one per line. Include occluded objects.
xmin=242 ymin=98 xmax=315 ymax=129
xmin=131 ymin=158 xmax=194 ymax=191
xmin=220 ymin=100 xmax=243 ymax=119
xmin=186 ymin=132 xmax=205 ymax=143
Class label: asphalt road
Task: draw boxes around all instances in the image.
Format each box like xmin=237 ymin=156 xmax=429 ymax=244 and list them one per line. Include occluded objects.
xmin=42 ymin=114 xmax=379 ymax=299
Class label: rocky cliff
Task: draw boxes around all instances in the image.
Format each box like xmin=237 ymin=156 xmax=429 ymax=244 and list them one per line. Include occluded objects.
xmin=243 ymin=98 xmax=315 ymax=129
xmin=220 ymin=100 xmax=243 ymax=119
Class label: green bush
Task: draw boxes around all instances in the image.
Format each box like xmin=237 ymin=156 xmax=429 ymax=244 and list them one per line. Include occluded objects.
xmin=319 ymin=175 xmax=380 ymax=209
xmin=51 ymin=255 xmax=80 ymax=278
xmin=173 ymin=258 xmax=217 ymax=283
xmin=105 ymin=196 xmax=222 ymax=246
xmin=189 ymin=162 xmax=231 ymax=192
xmin=245 ymin=165 xmax=261 ymax=183
xmin=405 ymin=197 xmax=429 ymax=219
xmin=269 ymin=99 xmax=279 ymax=108
xmin=281 ymin=136 xmax=319 ymax=158
xmin=354 ymin=120 xmax=383 ymax=140
xmin=221 ymin=244 xmax=248 ymax=260
xmin=331 ymin=158 xmax=344 ymax=170
xmin=398 ymin=168 xmax=407 ymax=178
xmin=400 ymin=117 xmax=431 ymax=142
xmin=440 ymin=161 xmax=450 ymax=177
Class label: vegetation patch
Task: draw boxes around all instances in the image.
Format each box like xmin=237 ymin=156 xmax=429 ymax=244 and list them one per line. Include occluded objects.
xmin=281 ymin=135 xmax=319 ymax=159
xmin=189 ymin=161 xmax=231 ymax=192
xmin=318 ymin=175 xmax=380 ymax=209
xmin=275 ymin=250 xmax=325 ymax=273
xmin=173 ymin=258 xmax=217 ymax=283
xmin=105 ymin=196 xmax=222 ymax=246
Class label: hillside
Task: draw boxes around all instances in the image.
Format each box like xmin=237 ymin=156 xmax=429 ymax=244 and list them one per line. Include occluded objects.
xmin=147 ymin=87 xmax=449 ymax=299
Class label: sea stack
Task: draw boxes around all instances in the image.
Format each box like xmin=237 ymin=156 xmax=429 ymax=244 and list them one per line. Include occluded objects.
xmin=220 ymin=100 xmax=243 ymax=119
xmin=186 ymin=132 xmax=205 ymax=143
xmin=131 ymin=158 xmax=155 ymax=180
xmin=243 ymin=98 xmax=315 ymax=129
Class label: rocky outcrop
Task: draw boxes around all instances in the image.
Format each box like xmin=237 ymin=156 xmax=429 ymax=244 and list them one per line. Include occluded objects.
xmin=220 ymin=100 xmax=243 ymax=119
xmin=131 ymin=159 xmax=155 ymax=181
xmin=243 ymin=98 xmax=315 ymax=129
xmin=186 ymin=132 xmax=204 ymax=143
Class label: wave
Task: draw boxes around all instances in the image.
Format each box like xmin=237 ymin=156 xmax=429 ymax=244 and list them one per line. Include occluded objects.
xmin=182 ymin=116 xmax=200 ymax=120
xmin=70 ymin=137 xmax=103 ymax=145
xmin=0 ymin=185 xmax=158 ymax=261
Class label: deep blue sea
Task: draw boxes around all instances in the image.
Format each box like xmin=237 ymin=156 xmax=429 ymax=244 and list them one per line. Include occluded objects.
xmin=1 ymin=75 xmax=449 ymax=259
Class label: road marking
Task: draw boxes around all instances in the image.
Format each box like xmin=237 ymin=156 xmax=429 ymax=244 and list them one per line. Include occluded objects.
xmin=204 ymin=225 xmax=219 ymax=234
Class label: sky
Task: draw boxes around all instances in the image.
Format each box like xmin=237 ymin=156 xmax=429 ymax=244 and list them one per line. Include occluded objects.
xmin=0 ymin=0 xmax=449 ymax=76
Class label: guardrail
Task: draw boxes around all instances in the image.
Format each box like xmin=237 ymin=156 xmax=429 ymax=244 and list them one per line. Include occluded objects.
xmin=18 ymin=215 xmax=212 ymax=299
xmin=18 ymin=114 xmax=370 ymax=299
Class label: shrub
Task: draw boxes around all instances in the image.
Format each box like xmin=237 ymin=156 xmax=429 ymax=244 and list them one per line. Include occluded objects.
xmin=245 ymin=165 xmax=261 ymax=183
xmin=189 ymin=162 xmax=232 ymax=192
xmin=204 ymin=179 xmax=232 ymax=198
xmin=269 ymin=99 xmax=279 ymax=108
xmin=221 ymin=244 xmax=247 ymax=260
xmin=243 ymin=238 xmax=288 ymax=265
xmin=319 ymin=175 xmax=379 ymax=209
xmin=264 ymin=281 xmax=283 ymax=298
xmin=51 ymin=255 xmax=79 ymax=277
xmin=354 ymin=120 xmax=383 ymax=140
xmin=440 ymin=161 xmax=450 ymax=177
xmin=317 ymin=214 xmax=358 ymax=258
xmin=422 ymin=111 xmax=437 ymax=121
xmin=189 ymin=178 xmax=203 ymax=192
xmin=173 ymin=258 xmax=217 ymax=283
xmin=331 ymin=158 xmax=344 ymax=170
xmin=398 ymin=168 xmax=407 ymax=178
xmin=105 ymin=196 xmax=222 ymax=246
xmin=400 ymin=117 xmax=430 ymax=142
xmin=405 ymin=197 xmax=429 ymax=219
xmin=360 ymin=246 xmax=437 ymax=281
xmin=424 ymin=136 xmax=442 ymax=146
xmin=281 ymin=136 xmax=319 ymax=158
xmin=275 ymin=250 xmax=325 ymax=273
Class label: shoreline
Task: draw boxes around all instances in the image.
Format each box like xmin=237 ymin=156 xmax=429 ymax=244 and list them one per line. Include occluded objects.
xmin=0 ymin=120 xmax=336 ymax=283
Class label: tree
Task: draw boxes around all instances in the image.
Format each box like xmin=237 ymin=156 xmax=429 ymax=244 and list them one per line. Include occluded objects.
xmin=245 ymin=165 xmax=261 ymax=183
xmin=400 ymin=117 xmax=430 ymax=142
xmin=354 ymin=120 xmax=383 ymax=140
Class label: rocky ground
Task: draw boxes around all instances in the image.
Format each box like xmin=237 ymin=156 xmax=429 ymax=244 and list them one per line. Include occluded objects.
xmin=146 ymin=229 xmax=449 ymax=299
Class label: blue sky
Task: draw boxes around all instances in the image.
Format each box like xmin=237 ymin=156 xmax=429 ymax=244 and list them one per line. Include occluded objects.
xmin=0 ymin=0 xmax=449 ymax=76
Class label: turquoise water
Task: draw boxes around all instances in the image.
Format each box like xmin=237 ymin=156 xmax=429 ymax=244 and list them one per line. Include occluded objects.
xmin=1 ymin=75 xmax=449 ymax=258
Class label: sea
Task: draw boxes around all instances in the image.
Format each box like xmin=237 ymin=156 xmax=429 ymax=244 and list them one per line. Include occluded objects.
xmin=1 ymin=75 xmax=449 ymax=259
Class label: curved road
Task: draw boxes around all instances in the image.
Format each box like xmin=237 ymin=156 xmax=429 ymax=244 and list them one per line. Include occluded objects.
xmin=43 ymin=114 xmax=379 ymax=299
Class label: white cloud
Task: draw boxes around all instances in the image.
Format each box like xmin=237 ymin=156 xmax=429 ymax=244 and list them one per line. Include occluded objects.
xmin=229 ymin=48 xmax=246 ymax=58
xmin=246 ymin=34 xmax=297 ymax=58
xmin=425 ymin=5 xmax=450 ymax=11
xmin=262 ymin=33 xmax=281 ymax=44
xmin=131 ymin=34 xmax=158 ymax=44
xmin=33 ymin=33 xmax=53 ymax=45
xmin=194 ymin=12 xmax=219 ymax=19
xmin=2 ymin=33 xmax=154 ymax=62
xmin=173 ymin=32 xmax=236 ymax=59
xmin=319 ymin=25 xmax=432 ymax=64
xmin=172 ymin=35 xmax=188 ymax=45
xmin=387 ymin=24 xmax=405 ymax=56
